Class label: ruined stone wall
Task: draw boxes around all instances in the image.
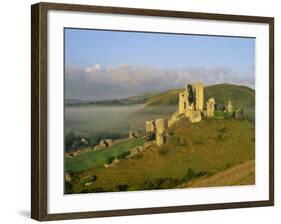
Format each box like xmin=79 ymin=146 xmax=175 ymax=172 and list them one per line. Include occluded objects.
xmin=189 ymin=110 xmax=202 ymax=123
xmin=168 ymin=111 xmax=179 ymax=127
xmin=145 ymin=120 xmax=155 ymax=133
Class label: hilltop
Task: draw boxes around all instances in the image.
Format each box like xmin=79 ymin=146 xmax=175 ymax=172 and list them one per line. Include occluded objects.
xmin=145 ymin=83 xmax=254 ymax=109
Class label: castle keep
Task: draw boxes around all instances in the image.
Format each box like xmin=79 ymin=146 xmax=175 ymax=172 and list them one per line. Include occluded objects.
xmin=145 ymin=82 xmax=233 ymax=146
xmin=178 ymin=82 xmax=204 ymax=123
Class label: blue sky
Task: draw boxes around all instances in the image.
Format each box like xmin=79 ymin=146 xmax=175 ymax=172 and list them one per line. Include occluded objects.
xmin=64 ymin=28 xmax=255 ymax=100
xmin=65 ymin=28 xmax=254 ymax=71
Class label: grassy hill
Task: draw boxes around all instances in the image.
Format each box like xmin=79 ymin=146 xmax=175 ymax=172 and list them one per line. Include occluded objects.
xmin=141 ymin=83 xmax=255 ymax=122
xmin=65 ymin=138 xmax=145 ymax=173
xmin=145 ymin=83 xmax=254 ymax=108
xmin=66 ymin=117 xmax=255 ymax=194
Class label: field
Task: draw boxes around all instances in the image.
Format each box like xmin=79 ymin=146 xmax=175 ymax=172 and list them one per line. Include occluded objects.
xmin=66 ymin=118 xmax=255 ymax=194
xmin=65 ymin=138 xmax=145 ymax=173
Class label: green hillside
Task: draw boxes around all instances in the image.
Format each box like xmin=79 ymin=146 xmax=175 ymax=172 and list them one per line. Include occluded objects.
xmin=204 ymin=84 xmax=255 ymax=109
xmin=66 ymin=118 xmax=255 ymax=193
xmin=143 ymin=83 xmax=255 ymax=122
xmin=145 ymin=84 xmax=254 ymax=109
xmin=65 ymin=138 xmax=145 ymax=173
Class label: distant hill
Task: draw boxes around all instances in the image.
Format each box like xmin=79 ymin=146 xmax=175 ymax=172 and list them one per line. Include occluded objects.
xmin=145 ymin=84 xmax=255 ymax=110
xmin=66 ymin=84 xmax=254 ymax=110
xmin=65 ymin=99 xmax=88 ymax=105
xmin=65 ymin=93 xmax=157 ymax=106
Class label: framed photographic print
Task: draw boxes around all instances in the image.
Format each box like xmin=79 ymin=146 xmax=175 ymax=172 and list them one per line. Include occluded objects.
xmin=31 ymin=2 xmax=274 ymax=221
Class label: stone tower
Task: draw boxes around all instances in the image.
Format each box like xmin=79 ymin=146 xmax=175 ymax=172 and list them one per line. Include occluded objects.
xmin=195 ymin=82 xmax=204 ymax=111
xmin=155 ymin=118 xmax=166 ymax=146
xmin=186 ymin=84 xmax=194 ymax=104
xmin=178 ymin=91 xmax=189 ymax=115
xmin=206 ymin=98 xmax=215 ymax=117
xmin=226 ymin=101 xmax=233 ymax=113
xmin=145 ymin=120 xmax=155 ymax=133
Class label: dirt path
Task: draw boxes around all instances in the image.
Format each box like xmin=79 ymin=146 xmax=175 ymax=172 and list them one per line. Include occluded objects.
xmin=179 ymin=160 xmax=255 ymax=188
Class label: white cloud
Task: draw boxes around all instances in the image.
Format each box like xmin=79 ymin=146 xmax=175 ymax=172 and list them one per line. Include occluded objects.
xmin=85 ymin=64 xmax=101 ymax=72
xmin=65 ymin=65 xmax=254 ymax=100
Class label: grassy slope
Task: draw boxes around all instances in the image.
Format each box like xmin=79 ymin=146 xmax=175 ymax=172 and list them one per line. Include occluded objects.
xmin=178 ymin=160 xmax=255 ymax=188
xmin=69 ymin=118 xmax=255 ymax=193
xmin=145 ymin=84 xmax=254 ymax=109
xmin=65 ymin=138 xmax=145 ymax=173
xmin=205 ymin=84 xmax=254 ymax=108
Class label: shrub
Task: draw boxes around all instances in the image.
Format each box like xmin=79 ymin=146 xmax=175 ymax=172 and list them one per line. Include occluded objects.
xmin=213 ymin=133 xmax=226 ymax=142
xmin=142 ymin=177 xmax=180 ymax=190
xmin=159 ymin=146 xmax=169 ymax=156
xmin=224 ymin=112 xmax=234 ymax=119
xmin=182 ymin=168 xmax=195 ymax=182
xmin=80 ymin=189 xmax=89 ymax=193
xmin=64 ymin=132 xmax=91 ymax=151
xmin=84 ymin=175 xmax=97 ymax=183
xmin=171 ymin=135 xmax=187 ymax=146
xmin=214 ymin=110 xmax=225 ymax=118
xmin=146 ymin=132 xmax=156 ymax=141
xmin=131 ymin=154 xmax=143 ymax=160
xmin=89 ymin=187 xmax=105 ymax=193
xmin=182 ymin=168 xmax=208 ymax=182
xmin=192 ymin=140 xmax=204 ymax=145
xmin=116 ymin=184 xmax=129 ymax=191
xmin=65 ymin=132 xmax=83 ymax=151
xmin=65 ymin=181 xmax=73 ymax=194
xmin=106 ymin=156 xmax=115 ymax=164
xmin=88 ymin=131 xmax=125 ymax=146
xmin=116 ymin=151 xmax=130 ymax=160
xmin=223 ymin=162 xmax=233 ymax=170
xmin=217 ymin=127 xmax=226 ymax=133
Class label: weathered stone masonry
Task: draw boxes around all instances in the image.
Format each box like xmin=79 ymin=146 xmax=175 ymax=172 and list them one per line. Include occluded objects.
xmin=145 ymin=82 xmax=234 ymax=146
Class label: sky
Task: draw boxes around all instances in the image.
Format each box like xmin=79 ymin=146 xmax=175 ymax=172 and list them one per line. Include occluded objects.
xmin=65 ymin=28 xmax=255 ymax=100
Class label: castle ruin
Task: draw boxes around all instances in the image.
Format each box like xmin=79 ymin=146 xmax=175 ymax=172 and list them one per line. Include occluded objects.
xmin=177 ymin=82 xmax=205 ymax=124
xmin=145 ymin=82 xmax=234 ymax=146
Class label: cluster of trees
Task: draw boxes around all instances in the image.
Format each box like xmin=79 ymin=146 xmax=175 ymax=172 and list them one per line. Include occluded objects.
xmin=65 ymin=131 xmax=127 ymax=152
xmin=65 ymin=132 xmax=89 ymax=152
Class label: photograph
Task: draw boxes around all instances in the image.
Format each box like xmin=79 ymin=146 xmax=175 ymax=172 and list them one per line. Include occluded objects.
xmin=64 ymin=28 xmax=256 ymax=194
